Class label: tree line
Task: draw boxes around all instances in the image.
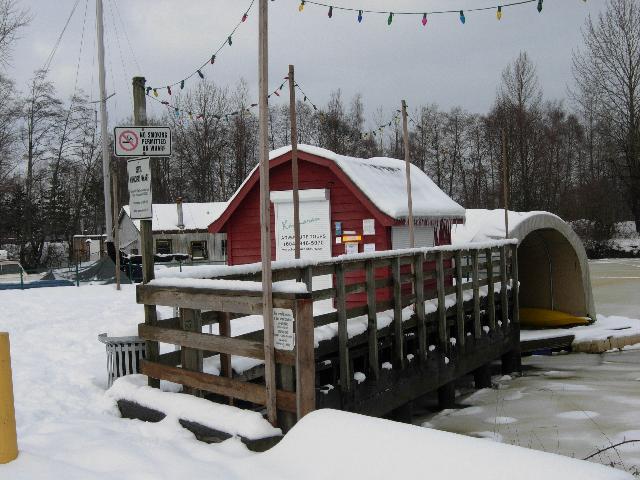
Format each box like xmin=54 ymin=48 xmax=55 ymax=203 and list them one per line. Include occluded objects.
xmin=0 ymin=0 xmax=638 ymax=269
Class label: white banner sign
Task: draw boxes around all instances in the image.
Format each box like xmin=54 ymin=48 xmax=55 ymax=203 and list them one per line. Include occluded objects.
xmin=114 ymin=126 xmax=171 ymax=157
xmin=127 ymin=157 xmax=153 ymax=220
xmin=273 ymin=308 xmax=295 ymax=351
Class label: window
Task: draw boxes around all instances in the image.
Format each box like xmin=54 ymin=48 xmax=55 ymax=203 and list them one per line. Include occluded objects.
xmin=220 ymin=238 xmax=227 ymax=260
xmin=156 ymin=239 xmax=172 ymax=255
xmin=191 ymin=241 xmax=208 ymax=260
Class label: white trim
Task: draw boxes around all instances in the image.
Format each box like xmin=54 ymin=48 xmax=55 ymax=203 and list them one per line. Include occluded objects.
xmin=270 ymin=188 xmax=329 ymax=204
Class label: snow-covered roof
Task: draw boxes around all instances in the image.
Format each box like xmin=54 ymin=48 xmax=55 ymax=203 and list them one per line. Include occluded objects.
xmin=275 ymin=145 xmax=464 ymax=220
xmin=122 ymin=202 xmax=227 ymax=232
xmin=451 ymin=209 xmax=557 ymax=244
xmin=226 ymin=144 xmax=465 ymax=222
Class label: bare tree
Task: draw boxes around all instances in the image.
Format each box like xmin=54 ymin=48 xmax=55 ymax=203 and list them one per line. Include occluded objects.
xmin=0 ymin=0 xmax=30 ymax=68
xmin=573 ymin=0 xmax=640 ymax=230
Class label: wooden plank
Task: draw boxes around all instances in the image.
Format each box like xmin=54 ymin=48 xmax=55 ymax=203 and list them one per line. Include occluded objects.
xmin=302 ymin=266 xmax=313 ymax=294
xmin=436 ymin=251 xmax=447 ymax=348
xmin=365 ymin=260 xmax=379 ymax=379
xmin=392 ymin=256 xmax=404 ymax=368
xmin=139 ymin=324 xmax=265 ymax=359
xmin=511 ymin=243 xmax=520 ymax=325
xmin=137 ymin=285 xmax=264 ymax=314
xmin=336 ymin=263 xmax=350 ymax=392
xmin=141 ymin=360 xmax=297 ymax=413
xmin=413 ymin=254 xmax=426 ymax=361
xmin=471 ymin=250 xmax=481 ymax=339
xmin=500 ymin=246 xmax=509 ymax=327
xmin=295 ymin=297 xmax=315 ymax=419
xmin=485 ymin=248 xmax=496 ymax=331
xmin=454 ymin=252 xmax=465 ymax=350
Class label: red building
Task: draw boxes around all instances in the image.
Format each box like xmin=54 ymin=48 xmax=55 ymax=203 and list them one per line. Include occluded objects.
xmin=209 ymin=145 xmax=465 ymax=305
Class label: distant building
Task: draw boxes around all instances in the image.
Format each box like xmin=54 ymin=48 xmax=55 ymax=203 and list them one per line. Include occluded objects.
xmin=119 ymin=199 xmax=228 ymax=263
xmin=72 ymin=234 xmax=106 ymax=262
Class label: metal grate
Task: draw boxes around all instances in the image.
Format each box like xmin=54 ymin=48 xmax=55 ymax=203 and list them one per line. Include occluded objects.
xmin=98 ymin=333 xmax=146 ymax=387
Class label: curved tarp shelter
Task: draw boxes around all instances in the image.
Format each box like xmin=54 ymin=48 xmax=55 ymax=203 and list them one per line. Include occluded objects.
xmin=452 ymin=210 xmax=596 ymax=320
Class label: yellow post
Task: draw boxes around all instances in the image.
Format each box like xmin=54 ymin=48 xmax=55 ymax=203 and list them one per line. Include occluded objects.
xmin=0 ymin=332 xmax=18 ymax=463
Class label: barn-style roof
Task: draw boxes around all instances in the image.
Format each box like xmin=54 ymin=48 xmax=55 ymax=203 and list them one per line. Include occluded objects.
xmin=122 ymin=202 xmax=227 ymax=233
xmin=210 ymin=145 xmax=464 ymax=232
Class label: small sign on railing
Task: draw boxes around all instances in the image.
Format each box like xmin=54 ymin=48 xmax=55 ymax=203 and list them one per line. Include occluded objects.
xmin=273 ymin=308 xmax=295 ymax=351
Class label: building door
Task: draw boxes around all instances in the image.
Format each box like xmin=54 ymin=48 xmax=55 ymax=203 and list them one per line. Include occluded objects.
xmin=272 ymin=189 xmax=332 ymax=308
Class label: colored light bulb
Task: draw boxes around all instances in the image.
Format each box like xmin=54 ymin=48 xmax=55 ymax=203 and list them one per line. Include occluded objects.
xmin=422 ymin=13 xmax=427 ymax=26
xmin=459 ymin=10 xmax=465 ymax=24
xmin=180 ymin=80 xmax=185 ymax=89
xmin=211 ymin=54 xmax=216 ymax=64
xmin=146 ymin=87 xmax=151 ymax=95
xmin=228 ymin=36 xmax=232 ymax=45
xmin=299 ymin=0 xmax=304 ymax=12
xmin=387 ymin=12 xmax=393 ymax=26
xmin=537 ymin=0 xmax=542 ymax=12
xmin=197 ymin=70 xmax=204 ymax=79
xmin=357 ymin=10 xmax=362 ymax=23
xmin=328 ymin=6 xmax=332 ymax=18
xmin=153 ymin=88 xmax=158 ymax=97
xmin=167 ymin=86 xmax=172 ymax=95
xmin=497 ymin=6 xmax=502 ymax=20
xmin=242 ymin=13 xmax=247 ymax=22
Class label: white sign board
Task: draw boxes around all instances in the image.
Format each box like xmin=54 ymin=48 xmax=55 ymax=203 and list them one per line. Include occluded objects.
xmin=127 ymin=157 xmax=153 ymax=220
xmin=273 ymin=308 xmax=295 ymax=351
xmin=114 ymin=126 xmax=171 ymax=157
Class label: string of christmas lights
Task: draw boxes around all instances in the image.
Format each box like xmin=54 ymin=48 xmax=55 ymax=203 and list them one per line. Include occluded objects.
xmin=296 ymin=0 xmax=546 ymax=24
xmin=146 ymin=0 xmax=255 ymax=97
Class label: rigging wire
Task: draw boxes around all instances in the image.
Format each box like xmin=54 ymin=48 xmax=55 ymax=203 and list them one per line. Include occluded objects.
xmin=42 ymin=0 xmax=81 ymax=74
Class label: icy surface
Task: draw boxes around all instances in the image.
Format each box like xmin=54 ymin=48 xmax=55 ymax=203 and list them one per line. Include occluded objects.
xmin=419 ymin=351 xmax=640 ymax=474
xmin=590 ymin=259 xmax=640 ymax=318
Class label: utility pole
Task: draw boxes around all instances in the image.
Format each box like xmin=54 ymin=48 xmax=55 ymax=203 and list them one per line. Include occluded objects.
xmin=111 ymin=160 xmax=121 ymax=290
xmin=96 ymin=0 xmax=112 ymax=243
xmin=502 ymin=129 xmax=509 ymax=238
xmin=401 ymin=100 xmax=414 ymax=248
xmin=258 ymin=0 xmax=277 ymax=426
xmin=288 ymin=65 xmax=301 ymax=259
xmin=133 ymin=76 xmax=159 ymax=388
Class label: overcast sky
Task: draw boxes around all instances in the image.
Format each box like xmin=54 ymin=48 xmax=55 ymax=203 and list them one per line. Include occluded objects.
xmin=9 ymin=0 xmax=606 ymax=129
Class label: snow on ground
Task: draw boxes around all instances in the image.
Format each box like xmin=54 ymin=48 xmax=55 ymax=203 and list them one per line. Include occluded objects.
xmin=0 ymin=264 xmax=636 ymax=478
xmin=418 ymin=351 xmax=640 ymax=476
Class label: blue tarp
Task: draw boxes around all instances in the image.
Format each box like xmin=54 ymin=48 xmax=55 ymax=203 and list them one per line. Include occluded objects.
xmin=0 ymin=279 xmax=75 ymax=290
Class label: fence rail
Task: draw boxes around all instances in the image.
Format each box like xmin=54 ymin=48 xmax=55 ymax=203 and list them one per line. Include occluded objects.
xmin=136 ymin=241 xmax=519 ymax=428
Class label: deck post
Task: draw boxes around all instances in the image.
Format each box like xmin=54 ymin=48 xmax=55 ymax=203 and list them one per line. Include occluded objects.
xmin=473 ymin=363 xmax=492 ymax=389
xmin=485 ymin=248 xmax=496 ymax=332
xmin=436 ymin=251 xmax=447 ymax=350
xmin=336 ymin=263 xmax=350 ymax=392
xmin=437 ymin=382 xmax=456 ymax=409
xmin=180 ymin=308 xmax=203 ymax=396
xmin=365 ymin=260 xmax=379 ymax=379
xmin=219 ymin=311 xmax=233 ymax=404
xmin=413 ymin=254 xmax=427 ymax=361
xmin=295 ymin=297 xmax=315 ymax=419
xmin=471 ymin=250 xmax=481 ymax=339
xmin=392 ymin=257 xmax=405 ymax=368
xmin=511 ymin=243 xmax=520 ymax=326
xmin=454 ymin=252 xmax=465 ymax=351
xmin=500 ymin=246 xmax=509 ymax=329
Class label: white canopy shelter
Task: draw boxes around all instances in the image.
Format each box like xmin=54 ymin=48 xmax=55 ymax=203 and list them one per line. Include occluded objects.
xmin=453 ymin=209 xmax=596 ymax=320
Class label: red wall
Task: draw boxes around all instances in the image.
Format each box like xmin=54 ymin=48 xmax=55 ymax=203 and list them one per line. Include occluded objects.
xmin=223 ymin=156 xmax=453 ymax=307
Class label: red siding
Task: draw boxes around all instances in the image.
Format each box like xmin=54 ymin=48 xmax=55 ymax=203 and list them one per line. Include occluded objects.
xmin=223 ymin=155 xmax=453 ymax=307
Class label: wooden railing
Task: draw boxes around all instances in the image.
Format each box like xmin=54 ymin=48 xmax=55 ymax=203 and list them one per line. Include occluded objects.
xmin=136 ymin=241 xmax=519 ymax=428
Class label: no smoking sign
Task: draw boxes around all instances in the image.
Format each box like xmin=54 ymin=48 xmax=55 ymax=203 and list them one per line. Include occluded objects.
xmin=114 ymin=126 xmax=171 ymax=157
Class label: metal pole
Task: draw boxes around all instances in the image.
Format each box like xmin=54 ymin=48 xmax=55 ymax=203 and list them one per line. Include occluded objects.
xmin=96 ymin=0 xmax=113 ymax=242
xmin=259 ymin=0 xmax=277 ymax=426
xmin=401 ymin=100 xmax=414 ymax=248
xmin=502 ymin=129 xmax=509 ymax=239
xmin=288 ymin=65 xmax=301 ymax=260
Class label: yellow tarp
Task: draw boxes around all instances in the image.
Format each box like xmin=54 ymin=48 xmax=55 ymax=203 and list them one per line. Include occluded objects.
xmin=520 ymin=308 xmax=590 ymax=329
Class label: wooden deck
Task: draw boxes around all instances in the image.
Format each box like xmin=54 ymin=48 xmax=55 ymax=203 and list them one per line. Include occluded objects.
xmin=135 ymin=242 xmax=520 ymax=430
